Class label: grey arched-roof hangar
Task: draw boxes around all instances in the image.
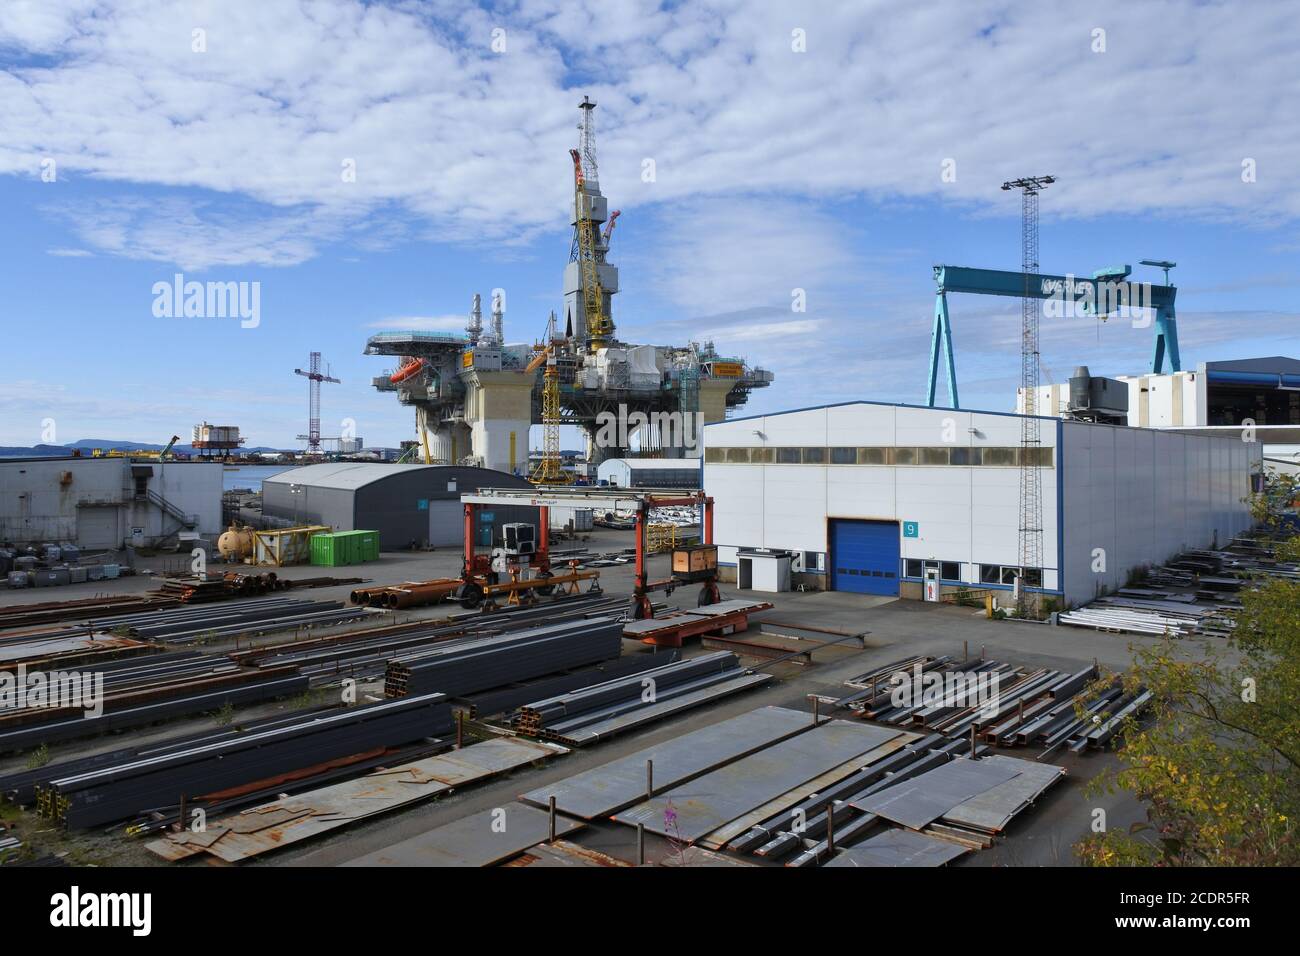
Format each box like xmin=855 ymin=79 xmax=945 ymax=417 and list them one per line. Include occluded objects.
xmin=261 ymin=464 xmax=536 ymax=550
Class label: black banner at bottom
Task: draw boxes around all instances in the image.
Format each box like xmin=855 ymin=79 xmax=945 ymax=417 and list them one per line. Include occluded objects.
xmin=0 ymin=863 xmax=1280 ymax=942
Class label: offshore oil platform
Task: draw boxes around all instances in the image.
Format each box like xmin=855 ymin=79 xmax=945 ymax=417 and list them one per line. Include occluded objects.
xmin=366 ymin=96 xmax=773 ymax=478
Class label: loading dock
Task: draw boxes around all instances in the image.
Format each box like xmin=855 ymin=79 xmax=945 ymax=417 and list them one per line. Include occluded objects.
xmin=829 ymin=519 xmax=900 ymax=595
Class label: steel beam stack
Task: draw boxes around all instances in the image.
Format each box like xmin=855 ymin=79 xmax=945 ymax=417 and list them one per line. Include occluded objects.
xmin=82 ymin=597 xmax=374 ymax=643
xmin=0 ymin=650 xmax=312 ymax=753
xmin=38 ymin=693 xmax=452 ymax=829
xmin=461 ymin=651 xmax=679 ymax=717
xmin=236 ymin=594 xmax=628 ymax=686
xmin=0 ymin=595 xmax=178 ymax=632
xmin=0 ymin=706 xmax=335 ymax=806
xmin=833 ymin=653 xmax=1149 ymax=757
xmin=512 ymin=651 xmax=772 ymax=744
xmin=0 ymin=668 xmax=309 ymax=754
xmin=384 ymin=617 xmax=624 ymax=699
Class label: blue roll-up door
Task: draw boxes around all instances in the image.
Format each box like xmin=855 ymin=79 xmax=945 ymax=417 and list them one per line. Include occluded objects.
xmin=830 ymin=519 xmax=900 ymax=595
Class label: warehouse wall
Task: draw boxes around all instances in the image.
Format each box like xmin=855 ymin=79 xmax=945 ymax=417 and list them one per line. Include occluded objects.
xmin=262 ymin=465 xmax=535 ymax=549
xmin=0 ymin=458 xmax=125 ymax=543
xmin=151 ymin=463 xmax=224 ymax=540
xmin=703 ymin=403 xmax=1061 ymax=595
xmin=0 ymin=458 xmax=222 ymax=548
xmin=261 ymin=481 xmax=355 ymax=533
xmin=1060 ymin=422 xmax=1258 ymax=604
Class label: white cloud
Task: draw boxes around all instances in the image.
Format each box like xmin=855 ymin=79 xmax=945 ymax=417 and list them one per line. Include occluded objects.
xmin=0 ymin=1 xmax=1295 ymax=269
xmin=43 ymin=196 xmax=357 ymax=271
xmin=696 ymin=318 xmax=821 ymax=342
xmin=45 ymin=247 xmax=92 ymax=257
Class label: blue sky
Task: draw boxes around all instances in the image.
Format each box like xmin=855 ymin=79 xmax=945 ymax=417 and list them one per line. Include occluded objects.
xmin=1 ymin=0 xmax=1297 ymax=449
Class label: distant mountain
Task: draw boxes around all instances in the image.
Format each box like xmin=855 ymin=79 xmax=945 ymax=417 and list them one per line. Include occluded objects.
xmin=0 ymin=444 xmax=73 ymax=458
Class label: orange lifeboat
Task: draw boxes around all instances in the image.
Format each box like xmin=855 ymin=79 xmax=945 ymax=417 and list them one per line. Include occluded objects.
xmin=390 ymin=358 xmax=426 ymax=384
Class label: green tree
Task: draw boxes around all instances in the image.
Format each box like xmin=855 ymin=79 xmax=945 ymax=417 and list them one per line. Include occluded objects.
xmin=1077 ymin=523 xmax=1300 ymax=866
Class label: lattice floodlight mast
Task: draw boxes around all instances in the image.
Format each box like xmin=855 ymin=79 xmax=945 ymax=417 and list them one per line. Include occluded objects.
xmin=1001 ymin=175 xmax=1054 ymax=617
xmin=294 ymin=351 xmax=341 ymax=453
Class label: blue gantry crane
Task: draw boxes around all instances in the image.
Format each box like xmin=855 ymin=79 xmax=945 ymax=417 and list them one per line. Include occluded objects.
xmin=925 ymin=262 xmax=1180 ymax=408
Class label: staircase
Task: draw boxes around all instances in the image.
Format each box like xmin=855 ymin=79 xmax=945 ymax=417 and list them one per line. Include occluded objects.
xmin=145 ymin=489 xmax=199 ymax=533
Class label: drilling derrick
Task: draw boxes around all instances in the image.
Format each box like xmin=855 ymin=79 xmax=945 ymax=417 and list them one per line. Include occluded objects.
xmin=568 ymin=96 xmax=615 ymax=350
xmin=365 ymin=95 xmax=773 ymax=476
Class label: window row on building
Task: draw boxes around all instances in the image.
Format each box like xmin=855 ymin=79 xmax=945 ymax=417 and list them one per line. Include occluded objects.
xmin=894 ymin=558 xmax=1044 ymax=587
xmin=704 ymin=446 xmax=1055 ymax=467
xmin=813 ymin=555 xmax=1046 ymax=588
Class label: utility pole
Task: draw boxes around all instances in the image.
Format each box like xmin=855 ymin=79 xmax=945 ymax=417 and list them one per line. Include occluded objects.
xmin=294 ymin=351 xmax=341 ymax=454
xmin=1001 ymin=175 xmax=1054 ymax=618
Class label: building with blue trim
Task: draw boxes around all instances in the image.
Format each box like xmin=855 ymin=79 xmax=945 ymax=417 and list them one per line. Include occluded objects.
xmin=702 ymin=400 xmax=1259 ymax=608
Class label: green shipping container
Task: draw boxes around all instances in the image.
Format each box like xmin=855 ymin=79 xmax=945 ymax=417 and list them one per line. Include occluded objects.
xmin=310 ymin=530 xmax=380 ymax=566
xmin=353 ymin=530 xmax=380 ymax=562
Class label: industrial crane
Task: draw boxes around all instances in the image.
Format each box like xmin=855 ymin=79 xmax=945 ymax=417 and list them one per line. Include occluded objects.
xmin=294 ymin=351 xmax=341 ymax=454
xmin=603 ymin=209 xmax=621 ymax=244
xmin=570 ymin=146 xmax=613 ymax=349
xmin=527 ymin=312 xmax=565 ymax=484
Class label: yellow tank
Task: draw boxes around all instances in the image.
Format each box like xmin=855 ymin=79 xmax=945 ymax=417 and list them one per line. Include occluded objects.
xmin=217 ymin=524 xmax=255 ymax=560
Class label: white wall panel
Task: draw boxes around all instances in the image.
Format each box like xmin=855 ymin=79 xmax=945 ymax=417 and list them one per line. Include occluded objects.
xmin=706 ymin=404 xmax=1063 ymax=590
xmin=1061 ymin=421 xmax=1257 ymax=605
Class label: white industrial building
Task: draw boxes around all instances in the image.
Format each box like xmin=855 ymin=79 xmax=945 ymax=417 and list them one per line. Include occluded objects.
xmin=1020 ymin=356 xmax=1300 ymax=472
xmin=703 ymin=401 xmax=1260 ymax=607
xmin=597 ymin=457 xmax=701 ymax=488
xmin=0 ymin=457 xmax=223 ymax=550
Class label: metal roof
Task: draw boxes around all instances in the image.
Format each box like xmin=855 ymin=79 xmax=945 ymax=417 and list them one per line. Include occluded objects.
xmin=1205 ymin=355 xmax=1300 ymax=374
xmin=708 ymin=399 xmax=1060 ymax=426
xmin=601 ymin=457 xmax=702 ymax=469
xmin=262 ymin=462 xmax=470 ymax=491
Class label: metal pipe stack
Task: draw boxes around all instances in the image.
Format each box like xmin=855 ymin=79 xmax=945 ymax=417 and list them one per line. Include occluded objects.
xmin=350 ymin=578 xmax=462 ymax=609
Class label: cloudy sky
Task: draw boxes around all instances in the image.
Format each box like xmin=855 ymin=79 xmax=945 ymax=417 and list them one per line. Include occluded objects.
xmin=1 ymin=0 xmax=1297 ymax=448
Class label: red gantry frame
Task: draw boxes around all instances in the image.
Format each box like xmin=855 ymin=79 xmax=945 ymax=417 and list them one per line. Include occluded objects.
xmin=458 ymin=487 xmax=717 ymax=619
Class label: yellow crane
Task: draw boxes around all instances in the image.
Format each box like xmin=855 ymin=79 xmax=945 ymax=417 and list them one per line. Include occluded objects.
xmin=527 ymin=313 xmax=565 ymax=484
xmin=569 ymin=148 xmax=612 ymax=349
